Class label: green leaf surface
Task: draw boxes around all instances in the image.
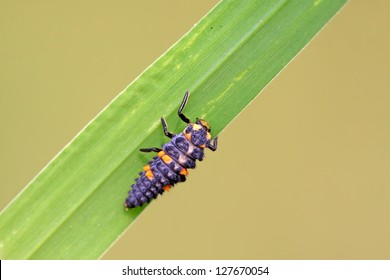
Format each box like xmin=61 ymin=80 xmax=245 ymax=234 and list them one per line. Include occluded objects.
xmin=0 ymin=0 xmax=347 ymax=259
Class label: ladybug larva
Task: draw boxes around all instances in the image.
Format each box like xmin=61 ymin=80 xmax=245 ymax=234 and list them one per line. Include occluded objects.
xmin=125 ymin=91 xmax=218 ymax=208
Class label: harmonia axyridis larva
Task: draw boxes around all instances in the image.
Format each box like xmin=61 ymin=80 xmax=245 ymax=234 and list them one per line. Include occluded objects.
xmin=125 ymin=91 xmax=218 ymax=208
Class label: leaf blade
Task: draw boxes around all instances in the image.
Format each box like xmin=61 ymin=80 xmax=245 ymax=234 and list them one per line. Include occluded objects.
xmin=0 ymin=0 xmax=347 ymax=259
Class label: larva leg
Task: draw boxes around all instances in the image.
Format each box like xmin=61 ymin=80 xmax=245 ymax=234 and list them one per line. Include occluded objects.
xmin=160 ymin=117 xmax=174 ymax=138
xmin=207 ymin=137 xmax=218 ymax=151
xmin=178 ymin=90 xmax=191 ymax=123
xmin=139 ymin=147 xmax=162 ymax=153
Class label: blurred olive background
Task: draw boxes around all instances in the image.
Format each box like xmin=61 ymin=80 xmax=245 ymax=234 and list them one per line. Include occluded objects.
xmin=1 ymin=0 xmax=389 ymax=259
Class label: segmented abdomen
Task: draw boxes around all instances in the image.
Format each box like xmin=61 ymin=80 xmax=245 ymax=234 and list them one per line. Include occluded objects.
xmin=125 ymin=133 xmax=204 ymax=208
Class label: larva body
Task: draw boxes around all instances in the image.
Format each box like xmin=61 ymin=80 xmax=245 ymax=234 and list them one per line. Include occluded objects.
xmin=125 ymin=91 xmax=218 ymax=208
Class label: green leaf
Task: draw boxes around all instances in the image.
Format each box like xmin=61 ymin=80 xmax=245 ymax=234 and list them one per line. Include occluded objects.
xmin=0 ymin=0 xmax=347 ymax=259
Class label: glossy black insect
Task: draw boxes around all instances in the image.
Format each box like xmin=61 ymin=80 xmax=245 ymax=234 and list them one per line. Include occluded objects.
xmin=125 ymin=91 xmax=218 ymax=208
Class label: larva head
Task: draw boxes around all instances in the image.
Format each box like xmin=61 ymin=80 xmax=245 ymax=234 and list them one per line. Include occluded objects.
xmin=196 ymin=118 xmax=211 ymax=132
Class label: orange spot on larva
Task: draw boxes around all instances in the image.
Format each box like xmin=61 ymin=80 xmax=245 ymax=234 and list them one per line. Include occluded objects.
xmin=145 ymin=170 xmax=154 ymax=180
xmin=162 ymin=154 xmax=172 ymax=164
xmin=163 ymin=185 xmax=172 ymax=192
xmin=158 ymin=151 xmax=165 ymax=157
xmin=184 ymin=131 xmax=191 ymax=141
xmin=180 ymin=168 xmax=188 ymax=176
xmin=143 ymin=165 xmax=150 ymax=171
